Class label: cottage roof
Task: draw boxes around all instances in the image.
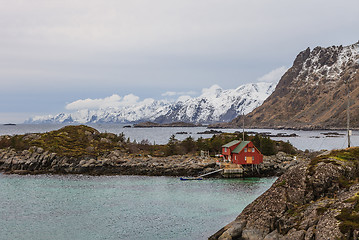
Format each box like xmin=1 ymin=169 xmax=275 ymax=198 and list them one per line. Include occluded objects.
xmin=232 ymin=141 xmax=251 ymax=154
xmin=222 ymin=140 xmax=241 ymax=148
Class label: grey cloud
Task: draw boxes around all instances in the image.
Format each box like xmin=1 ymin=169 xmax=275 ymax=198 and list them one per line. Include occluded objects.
xmin=0 ymin=0 xmax=358 ymax=122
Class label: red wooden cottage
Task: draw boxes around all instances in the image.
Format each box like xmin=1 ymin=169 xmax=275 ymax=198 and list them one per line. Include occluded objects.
xmin=222 ymin=140 xmax=263 ymax=165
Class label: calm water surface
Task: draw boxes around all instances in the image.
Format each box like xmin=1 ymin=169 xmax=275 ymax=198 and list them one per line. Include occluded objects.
xmin=0 ymin=174 xmax=276 ymax=240
xmin=0 ymin=123 xmax=357 ymax=151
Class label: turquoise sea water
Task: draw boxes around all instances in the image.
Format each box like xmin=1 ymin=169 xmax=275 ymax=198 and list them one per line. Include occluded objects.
xmin=0 ymin=174 xmax=276 ymax=240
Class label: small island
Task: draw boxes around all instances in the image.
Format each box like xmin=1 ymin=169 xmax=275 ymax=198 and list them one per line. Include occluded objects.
xmin=0 ymin=125 xmax=299 ymax=177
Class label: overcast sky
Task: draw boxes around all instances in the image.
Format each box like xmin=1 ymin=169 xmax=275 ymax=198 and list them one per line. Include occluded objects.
xmin=1 ymin=0 xmax=358 ymax=123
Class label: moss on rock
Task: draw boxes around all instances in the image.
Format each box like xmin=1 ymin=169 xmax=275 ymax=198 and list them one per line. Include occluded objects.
xmin=0 ymin=125 xmax=124 ymax=158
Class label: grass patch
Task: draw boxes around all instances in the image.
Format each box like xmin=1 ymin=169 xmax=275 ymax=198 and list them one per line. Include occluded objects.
xmin=323 ymin=159 xmax=341 ymax=165
xmin=0 ymin=125 xmax=125 ymax=157
xmin=344 ymin=192 xmax=359 ymax=211
xmin=336 ymin=193 xmax=359 ymax=234
xmin=316 ymin=204 xmax=330 ymax=215
xmin=335 ymin=208 xmax=359 ymax=234
xmin=277 ymin=180 xmax=287 ymax=187
xmin=338 ymin=176 xmax=355 ymax=189
xmin=330 ymin=149 xmax=359 ymax=162
xmin=287 ymin=208 xmax=299 ymax=217
xmin=308 ymin=147 xmax=359 ymax=176
xmin=286 ymin=203 xmax=310 ymax=218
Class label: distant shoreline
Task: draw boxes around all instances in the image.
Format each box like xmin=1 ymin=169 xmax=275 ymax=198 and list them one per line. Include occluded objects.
xmin=207 ymin=122 xmax=359 ymax=131
xmin=8 ymin=121 xmax=358 ymax=131
xmin=133 ymin=121 xmax=202 ymax=128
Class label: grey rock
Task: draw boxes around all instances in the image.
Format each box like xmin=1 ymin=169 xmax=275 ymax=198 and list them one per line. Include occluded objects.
xmin=242 ymin=228 xmax=266 ymax=240
xmin=284 ymin=229 xmax=305 ymax=240
xmin=218 ymin=221 xmax=247 ymax=240
xmin=100 ymin=138 xmax=112 ymax=144
xmin=263 ymin=230 xmax=281 ymax=240
xmin=304 ymin=226 xmax=315 ymax=240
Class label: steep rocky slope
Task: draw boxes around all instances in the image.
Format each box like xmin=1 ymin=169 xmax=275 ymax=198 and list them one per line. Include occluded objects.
xmin=210 ymin=147 xmax=359 ymax=240
xmin=232 ymin=42 xmax=359 ymax=129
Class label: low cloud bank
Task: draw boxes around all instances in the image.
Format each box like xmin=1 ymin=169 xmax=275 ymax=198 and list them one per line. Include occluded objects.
xmin=66 ymin=94 xmax=148 ymax=110
xmin=257 ymin=66 xmax=288 ymax=83
xmin=65 ymin=66 xmax=287 ymax=111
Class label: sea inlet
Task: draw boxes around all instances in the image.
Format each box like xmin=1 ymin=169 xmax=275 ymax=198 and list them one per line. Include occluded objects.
xmin=0 ymin=174 xmax=275 ymax=240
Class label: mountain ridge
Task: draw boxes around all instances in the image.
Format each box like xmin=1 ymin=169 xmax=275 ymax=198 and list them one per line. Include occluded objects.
xmin=27 ymin=82 xmax=276 ymax=124
xmin=229 ymin=42 xmax=359 ymax=129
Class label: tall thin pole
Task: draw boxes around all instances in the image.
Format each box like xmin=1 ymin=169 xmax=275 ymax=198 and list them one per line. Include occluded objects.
xmin=347 ymin=78 xmax=351 ymax=148
xmin=242 ymin=114 xmax=245 ymax=141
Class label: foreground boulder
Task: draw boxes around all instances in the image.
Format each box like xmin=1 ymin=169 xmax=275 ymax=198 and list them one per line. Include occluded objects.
xmin=210 ymin=147 xmax=359 ymax=239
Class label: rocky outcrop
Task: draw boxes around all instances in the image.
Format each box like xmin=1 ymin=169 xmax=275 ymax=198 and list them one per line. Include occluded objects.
xmin=0 ymin=125 xmax=301 ymax=177
xmin=0 ymin=147 xmax=299 ymax=177
xmin=246 ymin=152 xmax=300 ymax=177
xmin=0 ymin=147 xmax=218 ymax=176
xmin=210 ymin=147 xmax=359 ymax=239
xmin=230 ymin=42 xmax=359 ymax=130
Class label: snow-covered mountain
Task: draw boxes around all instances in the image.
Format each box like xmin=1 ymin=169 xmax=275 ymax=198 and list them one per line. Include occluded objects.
xmin=26 ymin=82 xmax=276 ymax=124
xmin=236 ymin=41 xmax=359 ymax=129
xmin=154 ymin=83 xmax=275 ymax=123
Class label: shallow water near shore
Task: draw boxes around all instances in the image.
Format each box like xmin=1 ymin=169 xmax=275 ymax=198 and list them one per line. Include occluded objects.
xmin=0 ymin=174 xmax=276 ymax=240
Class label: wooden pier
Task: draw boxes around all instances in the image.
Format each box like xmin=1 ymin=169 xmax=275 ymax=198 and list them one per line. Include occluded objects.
xmin=220 ymin=162 xmax=244 ymax=178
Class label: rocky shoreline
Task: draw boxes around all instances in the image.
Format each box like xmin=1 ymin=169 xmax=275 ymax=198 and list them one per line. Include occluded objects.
xmin=0 ymin=146 xmax=299 ymax=177
xmin=0 ymin=125 xmax=300 ymax=177
xmin=0 ymin=147 xmax=214 ymax=176
xmin=208 ymin=122 xmax=359 ymax=131
xmin=209 ymin=147 xmax=359 ymax=239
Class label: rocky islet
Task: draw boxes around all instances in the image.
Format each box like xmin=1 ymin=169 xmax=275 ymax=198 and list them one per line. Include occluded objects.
xmin=210 ymin=147 xmax=359 ymax=239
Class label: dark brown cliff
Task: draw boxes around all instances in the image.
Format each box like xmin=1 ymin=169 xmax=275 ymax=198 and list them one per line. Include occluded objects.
xmin=231 ymin=42 xmax=359 ymax=130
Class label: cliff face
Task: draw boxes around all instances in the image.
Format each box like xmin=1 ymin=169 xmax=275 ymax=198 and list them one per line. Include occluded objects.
xmin=232 ymin=42 xmax=359 ymax=129
xmin=210 ymin=147 xmax=359 ymax=240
